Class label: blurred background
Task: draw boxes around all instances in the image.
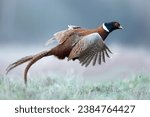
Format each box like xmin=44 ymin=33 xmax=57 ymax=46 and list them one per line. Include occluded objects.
xmin=0 ymin=0 xmax=150 ymax=81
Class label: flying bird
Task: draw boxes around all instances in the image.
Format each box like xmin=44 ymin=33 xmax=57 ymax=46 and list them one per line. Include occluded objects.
xmin=6 ymin=21 xmax=123 ymax=84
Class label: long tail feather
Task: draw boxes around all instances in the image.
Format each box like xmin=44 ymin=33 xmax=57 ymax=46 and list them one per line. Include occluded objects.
xmin=24 ymin=50 xmax=52 ymax=85
xmin=6 ymin=49 xmax=53 ymax=85
xmin=6 ymin=56 xmax=33 ymax=74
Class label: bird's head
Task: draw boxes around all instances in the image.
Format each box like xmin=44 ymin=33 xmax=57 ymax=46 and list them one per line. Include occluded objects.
xmin=102 ymin=21 xmax=123 ymax=33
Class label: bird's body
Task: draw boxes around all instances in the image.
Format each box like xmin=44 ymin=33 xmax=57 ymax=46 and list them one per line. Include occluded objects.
xmin=48 ymin=25 xmax=109 ymax=60
xmin=6 ymin=21 xmax=122 ymax=84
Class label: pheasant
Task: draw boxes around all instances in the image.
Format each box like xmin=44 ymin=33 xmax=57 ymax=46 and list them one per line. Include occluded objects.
xmin=6 ymin=21 xmax=123 ymax=84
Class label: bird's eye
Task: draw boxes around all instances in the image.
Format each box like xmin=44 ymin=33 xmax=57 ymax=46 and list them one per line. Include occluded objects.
xmin=114 ymin=22 xmax=120 ymax=28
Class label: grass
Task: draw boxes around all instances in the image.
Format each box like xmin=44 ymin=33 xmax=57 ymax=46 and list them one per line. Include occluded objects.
xmin=0 ymin=74 xmax=150 ymax=100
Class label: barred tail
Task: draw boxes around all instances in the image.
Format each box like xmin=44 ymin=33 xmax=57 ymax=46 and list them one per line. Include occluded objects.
xmin=24 ymin=50 xmax=52 ymax=85
xmin=6 ymin=55 xmax=33 ymax=74
xmin=6 ymin=49 xmax=53 ymax=85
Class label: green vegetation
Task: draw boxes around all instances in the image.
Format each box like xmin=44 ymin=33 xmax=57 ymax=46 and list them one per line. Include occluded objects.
xmin=0 ymin=74 xmax=150 ymax=100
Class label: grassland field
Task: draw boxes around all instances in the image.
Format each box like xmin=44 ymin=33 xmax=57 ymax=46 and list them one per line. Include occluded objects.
xmin=0 ymin=74 xmax=150 ymax=100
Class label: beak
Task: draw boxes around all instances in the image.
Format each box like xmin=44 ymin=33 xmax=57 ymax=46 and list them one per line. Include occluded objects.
xmin=119 ymin=25 xmax=123 ymax=29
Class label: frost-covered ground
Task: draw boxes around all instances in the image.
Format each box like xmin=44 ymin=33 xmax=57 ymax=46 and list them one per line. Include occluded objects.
xmin=0 ymin=74 xmax=150 ymax=99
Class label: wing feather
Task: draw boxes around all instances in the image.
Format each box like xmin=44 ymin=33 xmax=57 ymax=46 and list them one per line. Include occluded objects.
xmin=68 ymin=33 xmax=113 ymax=66
xmin=80 ymin=48 xmax=95 ymax=66
xmin=98 ymin=51 xmax=102 ymax=65
xmin=104 ymin=44 xmax=113 ymax=54
xmin=85 ymin=51 xmax=95 ymax=67
xmin=92 ymin=51 xmax=98 ymax=66
xmin=79 ymin=49 xmax=92 ymax=64
xmin=102 ymin=50 xmax=105 ymax=63
xmin=104 ymin=48 xmax=110 ymax=58
xmin=46 ymin=29 xmax=77 ymax=46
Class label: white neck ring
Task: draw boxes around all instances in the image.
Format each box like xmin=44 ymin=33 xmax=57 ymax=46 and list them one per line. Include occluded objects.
xmin=103 ymin=23 xmax=109 ymax=32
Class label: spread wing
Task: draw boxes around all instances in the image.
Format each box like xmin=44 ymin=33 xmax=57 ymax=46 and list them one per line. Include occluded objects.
xmin=68 ymin=33 xmax=112 ymax=67
xmin=46 ymin=25 xmax=81 ymax=46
